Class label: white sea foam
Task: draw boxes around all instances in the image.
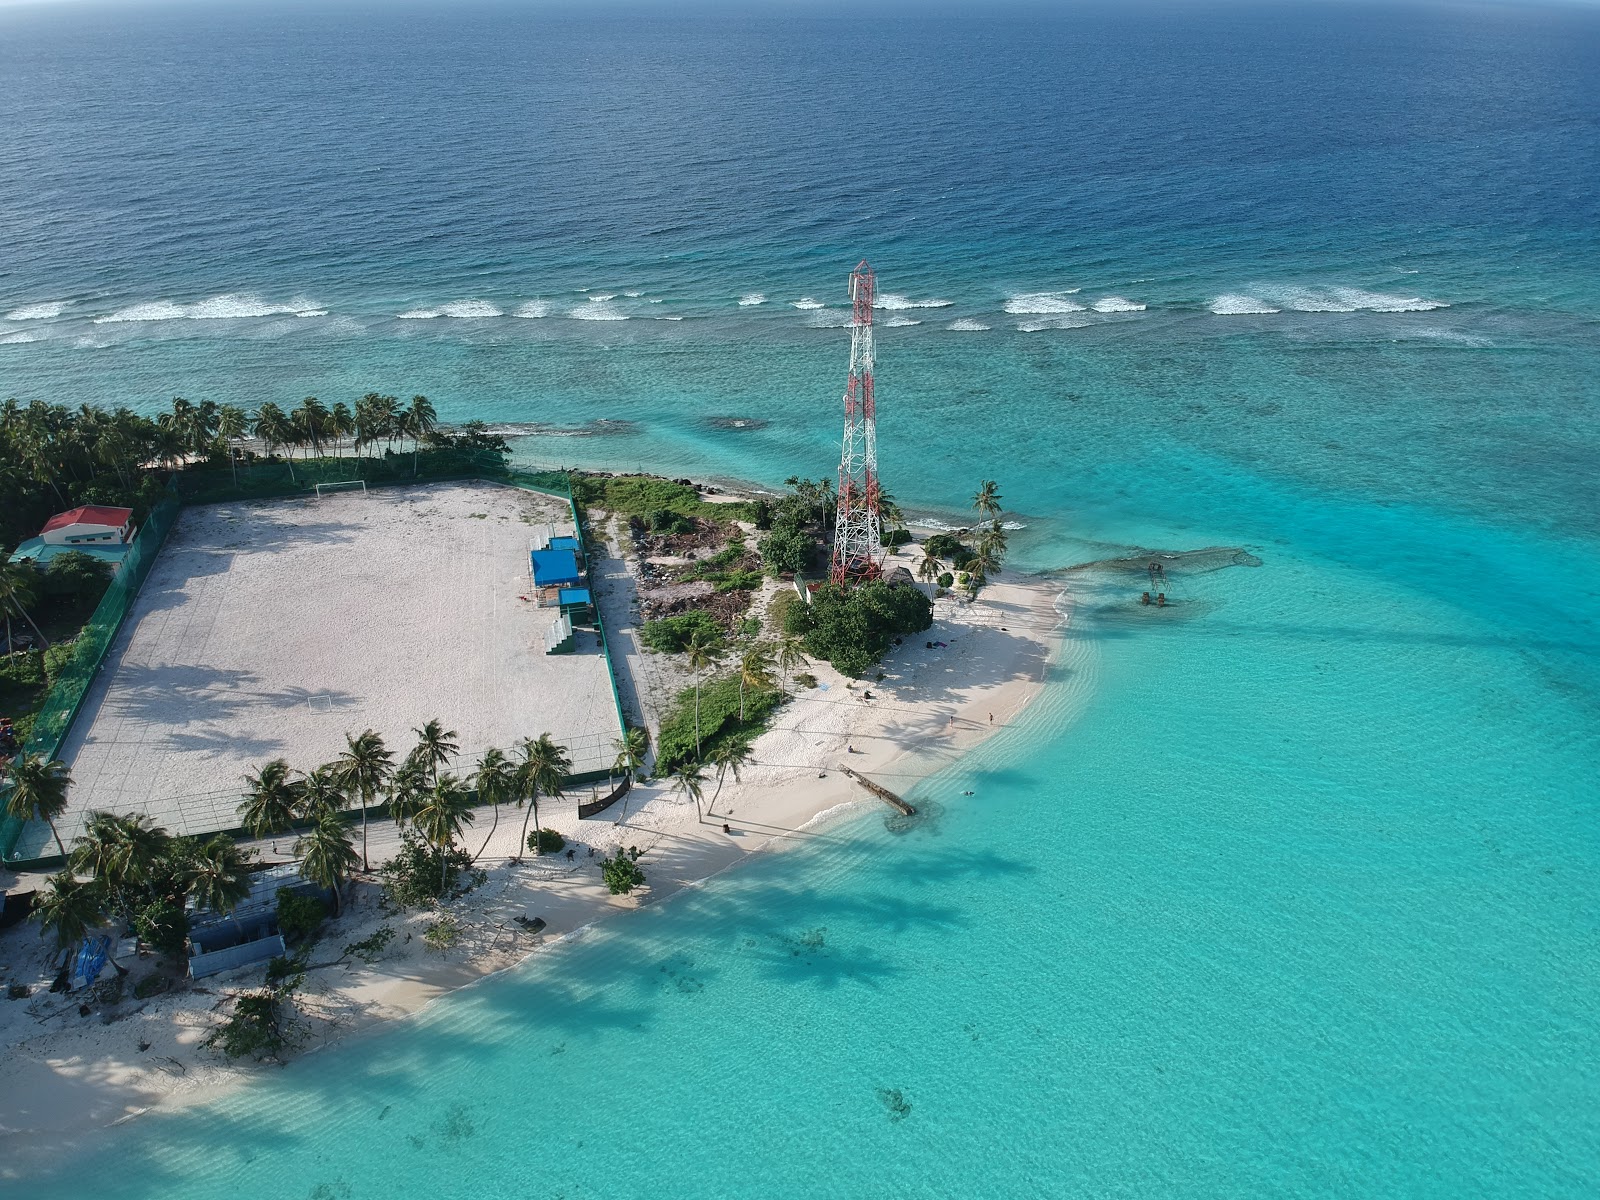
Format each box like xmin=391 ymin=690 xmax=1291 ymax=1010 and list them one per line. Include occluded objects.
xmin=1209 ymin=294 xmax=1280 ymax=315
xmin=875 ymin=294 xmax=954 ymax=310
xmin=946 ymin=319 xmax=991 ymax=332
xmin=791 ymin=298 xmax=824 ymax=310
xmin=1004 ymin=292 xmax=1086 ymax=315
xmin=5 ymin=302 xmax=68 ymax=321
xmin=0 ymin=331 xmax=40 ymax=344
xmin=440 ymin=300 xmax=502 ymax=318
xmin=570 ymin=303 xmax=628 ymax=321
xmin=1016 ymin=315 xmax=1093 ymax=332
xmin=1091 ymin=297 xmax=1145 ymax=313
xmin=738 ymin=293 xmax=766 ymax=307
xmin=884 ymin=316 xmax=921 ymax=327
xmin=397 ymin=308 xmax=439 ymax=319
xmin=514 ymin=301 xmax=550 ymax=319
xmin=654 ymin=316 xmax=685 ymax=321
xmin=807 ymin=309 xmax=853 ymax=328
xmin=624 ymin=291 xmax=643 ymax=297
xmin=587 ymin=293 xmax=617 ymax=303
xmin=96 ymin=293 xmax=326 ymax=323
xmin=1262 ymin=285 xmax=1447 ymax=313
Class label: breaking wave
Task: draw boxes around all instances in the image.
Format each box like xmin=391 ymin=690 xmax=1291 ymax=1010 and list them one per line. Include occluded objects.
xmin=807 ymin=309 xmax=853 ymax=328
xmin=1210 ymin=294 xmax=1280 ymax=315
xmin=1017 ymin=315 xmax=1092 ymax=332
xmin=514 ymin=300 xmax=550 ymax=318
xmin=570 ymin=303 xmax=628 ymax=321
xmin=738 ymin=293 xmax=766 ymax=306
xmin=397 ymin=300 xmax=503 ymax=319
xmin=883 ymin=316 xmax=921 ymax=327
xmin=1092 ymin=297 xmax=1145 ymax=313
xmin=586 ymin=292 xmax=617 ymax=303
xmin=0 ymin=331 xmax=40 ymax=344
xmin=1004 ymin=292 xmax=1085 ymax=315
xmin=875 ymin=294 xmax=953 ymax=310
xmin=95 ymin=293 xmax=326 ymax=323
xmin=946 ymin=319 xmax=991 ymax=332
xmin=791 ymin=298 xmax=824 ymax=310
xmin=1212 ymin=285 xmax=1448 ymax=315
xmin=5 ymin=302 xmax=68 ymax=320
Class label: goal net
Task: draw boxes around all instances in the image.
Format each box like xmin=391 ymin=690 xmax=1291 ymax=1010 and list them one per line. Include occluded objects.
xmin=314 ymin=480 xmax=368 ymax=498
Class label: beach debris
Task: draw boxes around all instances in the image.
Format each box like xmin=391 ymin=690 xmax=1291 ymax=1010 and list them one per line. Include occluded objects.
xmin=838 ymin=765 xmax=915 ymax=816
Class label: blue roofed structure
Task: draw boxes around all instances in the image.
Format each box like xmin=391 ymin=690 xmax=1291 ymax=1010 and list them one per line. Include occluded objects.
xmin=530 ymin=548 xmax=581 ymax=588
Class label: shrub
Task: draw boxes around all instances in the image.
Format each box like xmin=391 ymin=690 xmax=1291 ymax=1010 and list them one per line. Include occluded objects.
xmin=793 ymin=672 xmax=818 ymax=690
xmin=42 ymin=639 xmax=79 ymax=684
xmin=343 ymin=926 xmax=396 ymax=964
xmin=207 ymin=989 xmax=299 ymax=1061
xmin=793 ymin=581 xmax=933 ymax=678
xmin=639 ymin=611 xmax=724 ymax=654
xmin=42 ymin=551 xmax=113 ymax=608
xmin=758 ymin=525 xmax=815 ymax=576
xmin=880 ymin=528 xmax=913 ymax=547
xmin=601 ymin=849 xmax=646 ymax=895
xmin=647 ymin=508 xmax=694 ymax=535
xmin=529 ymin=827 xmax=565 ymax=854
xmin=655 ymin=673 xmax=786 ymax=771
xmin=379 ymin=831 xmax=484 ymax=908
xmin=422 ymin=914 xmax=463 ymax=954
xmin=937 ymin=572 xmax=954 ymax=589
xmin=276 ymin=889 xmax=327 ymax=944
xmin=714 ymin=569 xmax=763 ymax=593
xmin=133 ymin=897 xmax=189 ymax=960
xmin=922 ymin=532 xmax=967 ymax=559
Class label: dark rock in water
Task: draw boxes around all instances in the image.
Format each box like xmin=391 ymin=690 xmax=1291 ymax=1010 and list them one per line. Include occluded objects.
xmin=705 ymin=415 xmax=770 ymax=431
xmin=876 ymin=1087 xmax=913 ymax=1122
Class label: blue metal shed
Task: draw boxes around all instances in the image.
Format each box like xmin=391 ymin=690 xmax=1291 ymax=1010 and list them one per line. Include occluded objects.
xmin=530 ymin=549 xmax=581 ymax=588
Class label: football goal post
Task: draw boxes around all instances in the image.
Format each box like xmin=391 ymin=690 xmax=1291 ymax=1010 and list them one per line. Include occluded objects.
xmin=314 ymin=480 xmax=368 ymax=498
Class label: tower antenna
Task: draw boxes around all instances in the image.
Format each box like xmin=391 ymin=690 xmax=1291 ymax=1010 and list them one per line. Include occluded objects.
xmin=830 ymin=260 xmax=883 ymax=585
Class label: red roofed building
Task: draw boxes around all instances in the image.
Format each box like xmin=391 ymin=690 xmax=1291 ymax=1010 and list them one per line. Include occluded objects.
xmin=40 ymin=505 xmax=134 ymax=547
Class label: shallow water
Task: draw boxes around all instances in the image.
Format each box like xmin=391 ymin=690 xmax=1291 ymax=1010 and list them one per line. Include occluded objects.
xmin=3 ymin=3 xmax=1599 ymax=1195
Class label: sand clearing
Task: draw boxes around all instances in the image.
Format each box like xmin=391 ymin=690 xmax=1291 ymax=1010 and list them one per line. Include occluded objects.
xmin=20 ymin=482 xmax=624 ymax=859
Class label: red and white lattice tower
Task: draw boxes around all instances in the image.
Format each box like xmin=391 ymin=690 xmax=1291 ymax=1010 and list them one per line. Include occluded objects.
xmin=829 ymin=260 xmax=883 ymax=585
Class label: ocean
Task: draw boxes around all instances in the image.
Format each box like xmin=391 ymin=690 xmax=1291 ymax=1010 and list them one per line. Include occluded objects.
xmin=3 ymin=2 xmax=1599 ymax=1195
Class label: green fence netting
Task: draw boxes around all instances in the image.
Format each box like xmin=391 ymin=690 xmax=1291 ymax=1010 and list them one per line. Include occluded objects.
xmin=1 ymin=479 xmax=184 ymax=860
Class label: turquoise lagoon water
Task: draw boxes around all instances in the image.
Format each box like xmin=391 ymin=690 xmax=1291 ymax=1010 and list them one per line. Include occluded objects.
xmin=3 ymin=3 xmax=1600 ymax=1195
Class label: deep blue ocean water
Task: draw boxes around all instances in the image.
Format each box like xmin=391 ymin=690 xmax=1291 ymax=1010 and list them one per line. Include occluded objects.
xmin=3 ymin=3 xmax=1599 ymax=1196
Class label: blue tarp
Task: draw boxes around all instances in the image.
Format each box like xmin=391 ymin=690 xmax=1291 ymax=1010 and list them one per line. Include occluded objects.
xmin=558 ymin=587 xmax=592 ymax=606
xmin=71 ymin=934 xmax=110 ymax=991
xmin=548 ymin=536 xmax=581 ymax=554
xmin=531 ymin=548 xmax=581 ymax=587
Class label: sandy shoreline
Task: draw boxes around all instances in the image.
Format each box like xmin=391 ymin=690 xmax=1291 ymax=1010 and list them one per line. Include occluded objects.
xmin=0 ymin=490 xmax=1067 ymax=1164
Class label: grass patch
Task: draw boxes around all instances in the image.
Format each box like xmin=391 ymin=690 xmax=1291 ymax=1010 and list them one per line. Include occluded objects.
xmin=570 ymin=474 xmax=756 ymax=523
xmin=656 ymin=673 xmax=785 ymax=771
xmin=639 ymin=611 xmax=724 ymax=654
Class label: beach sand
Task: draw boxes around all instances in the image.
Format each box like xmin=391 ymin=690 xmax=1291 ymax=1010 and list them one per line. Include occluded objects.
xmin=0 ymin=546 xmax=1065 ymax=1159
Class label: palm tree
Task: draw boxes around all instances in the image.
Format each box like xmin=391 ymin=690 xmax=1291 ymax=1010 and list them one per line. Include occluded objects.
xmin=411 ymin=719 xmax=459 ymax=788
xmin=671 ymin=764 xmax=707 ymax=818
xmin=69 ymin=811 xmax=170 ymax=920
xmin=3 ymin=751 xmax=72 ymax=857
xmin=737 ymin=642 xmax=774 ymax=722
xmin=293 ymin=396 xmax=330 ymax=463
xmin=334 ymin=729 xmax=393 ymax=871
xmin=0 ymin=559 xmax=50 ymax=651
xmin=405 ymin=395 xmax=437 ymax=476
xmin=917 ymin=548 xmax=943 ymax=587
xmin=387 ymin=756 xmax=431 ymax=829
xmin=708 ymin=740 xmax=753 ymax=812
xmin=412 ymin=775 xmax=475 ymax=895
xmin=298 ymin=765 xmax=348 ymax=824
xmin=239 ymin=758 xmax=301 ymax=838
xmin=470 ymin=747 xmax=517 ymax=864
xmin=30 ymin=871 xmax=104 ymax=965
xmin=217 ymin=404 xmax=248 ymax=487
xmin=612 ymin=727 xmax=648 ymax=782
xmin=252 ymin=402 xmax=296 ymax=482
xmin=330 ymin=402 xmax=355 ymax=466
xmin=972 ymin=480 xmax=1002 ymax=522
xmin=776 ymin=635 xmax=809 ymax=695
xmin=181 ymin=834 xmax=254 ymax=920
xmin=684 ymin=630 xmax=721 ymax=760
xmin=514 ymin=734 xmax=571 ymax=856
xmin=295 ymin=812 xmax=359 ymax=915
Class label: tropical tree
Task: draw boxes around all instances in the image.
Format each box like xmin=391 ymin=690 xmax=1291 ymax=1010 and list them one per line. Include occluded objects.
xmin=217 ymin=404 xmax=248 ymax=488
xmin=333 ymin=728 xmax=393 ymax=871
xmin=329 ymin=402 xmax=355 ymax=466
xmin=3 ymin=751 xmax=73 ymax=857
xmin=972 ymin=479 xmax=1002 ymax=521
xmin=181 ymin=834 xmax=254 ymax=920
xmin=776 ymin=634 xmax=810 ymax=695
xmin=295 ymin=812 xmax=359 ymax=915
xmin=708 ymin=740 xmax=754 ymax=811
xmin=69 ymin=811 xmax=170 ymax=920
xmin=252 ymin=402 xmax=296 ymax=482
xmin=0 ymin=559 xmax=49 ymax=650
xmin=293 ymin=397 xmax=330 ymax=462
xmin=671 ymin=764 xmax=707 ymax=817
xmin=297 ymin=765 xmax=349 ymax=824
xmin=736 ymin=642 xmax=775 ymax=722
xmin=411 ymin=719 xmax=459 ymax=788
xmin=917 ymin=548 xmax=943 ymax=587
xmin=612 ymin=726 xmax=649 ymax=782
xmin=684 ymin=629 xmax=721 ymax=760
xmin=405 ymin=395 xmax=437 ymax=475
xmin=514 ymin=734 xmax=571 ymax=856
xmin=239 ymin=759 xmax=301 ymax=839
xmin=387 ymin=756 xmax=431 ymax=829
xmin=30 ymin=871 xmax=104 ymax=964
xmin=470 ymin=747 xmax=517 ymax=863
xmin=411 ymin=775 xmax=475 ymax=895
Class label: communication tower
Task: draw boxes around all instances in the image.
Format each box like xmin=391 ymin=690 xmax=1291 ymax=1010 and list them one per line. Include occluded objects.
xmin=829 ymin=260 xmax=883 ymax=584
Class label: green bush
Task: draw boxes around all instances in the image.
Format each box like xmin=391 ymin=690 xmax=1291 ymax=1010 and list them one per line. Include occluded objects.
xmin=639 ymin=611 xmax=724 ymax=654
xmin=42 ymin=552 xmax=113 ymax=608
xmin=133 ymin=896 xmax=189 ymax=960
xmin=379 ymin=831 xmax=484 ymax=908
xmin=207 ymin=989 xmax=299 ymax=1061
xmin=922 ymin=532 xmax=967 ymax=559
xmin=0 ymin=649 xmax=45 ymax=689
xmin=758 ymin=525 xmax=815 ymax=576
xmin=423 ymin=914 xmax=462 ymax=954
xmin=788 ymin=581 xmax=933 ymax=678
xmin=655 ymin=673 xmax=786 ymax=772
xmin=937 ymin=572 xmax=954 ymax=589
xmin=880 ymin=528 xmax=913 ymax=547
xmin=529 ymin=827 xmax=565 ymax=854
xmin=343 ymin=926 xmax=396 ymax=964
xmin=275 ymin=889 xmax=327 ymax=944
xmin=43 ymin=639 xmax=79 ymax=684
xmin=647 ymin=508 xmax=694 ymax=535
xmin=714 ymin=569 xmax=763 ymax=592
xmin=601 ymin=849 xmax=646 ymax=895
